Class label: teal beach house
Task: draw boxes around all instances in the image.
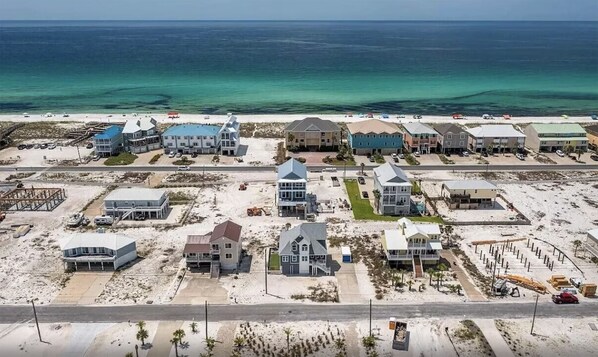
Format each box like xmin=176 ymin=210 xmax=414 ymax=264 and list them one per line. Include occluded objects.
xmin=346 ymin=119 xmax=404 ymax=155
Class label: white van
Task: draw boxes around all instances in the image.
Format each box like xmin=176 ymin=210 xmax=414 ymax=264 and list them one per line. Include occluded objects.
xmin=94 ymin=215 xmax=114 ymax=225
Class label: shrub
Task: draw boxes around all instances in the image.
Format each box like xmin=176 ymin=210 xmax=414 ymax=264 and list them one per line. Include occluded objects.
xmin=149 ymin=153 xmax=162 ymax=164
xmin=297 ymin=157 xmax=306 ymax=163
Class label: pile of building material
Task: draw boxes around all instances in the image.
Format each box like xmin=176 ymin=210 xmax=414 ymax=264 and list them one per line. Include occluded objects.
xmin=548 ymin=275 xmax=573 ymax=289
xmin=498 ymin=274 xmax=547 ymax=294
xmin=12 ymin=224 xmax=31 ymax=238
xmin=0 ymin=187 xmax=66 ymax=211
xmin=580 ymin=284 xmax=597 ymax=297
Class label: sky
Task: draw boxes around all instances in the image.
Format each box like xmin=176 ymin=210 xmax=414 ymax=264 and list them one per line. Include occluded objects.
xmin=1 ymin=0 xmax=597 ymax=21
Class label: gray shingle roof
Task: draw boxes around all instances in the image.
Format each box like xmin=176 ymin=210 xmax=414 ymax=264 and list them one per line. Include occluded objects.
xmin=277 ymin=158 xmax=307 ymax=181
xmin=433 ymin=123 xmax=466 ymax=136
xmin=279 ymin=223 xmax=327 ymax=255
xmin=285 ymin=117 xmax=341 ymax=132
xmin=373 ymin=163 xmax=411 ymax=185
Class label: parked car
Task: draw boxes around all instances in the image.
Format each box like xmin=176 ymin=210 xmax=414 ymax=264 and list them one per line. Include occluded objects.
xmin=47 ymin=143 xmax=56 ymax=150
xmin=26 ymin=144 xmax=34 ymax=149
xmin=414 ymin=151 xmax=420 ymax=157
xmin=391 ymin=153 xmax=397 ymax=159
xmin=369 ymin=156 xmax=375 ymax=162
xmin=556 ymin=150 xmax=565 ymax=157
xmin=33 ymin=144 xmax=40 ymax=149
xmin=362 ymin=191 xmax=369 ymax=198
xmin=94 ymin=215 xmax=114 ymax=225
xmin=357 ymin=176 xmax=365 ymax=185
xmin=462 ymin=151 xmax=470 ymax=157
xmin=552 ymin=292 xmax=579 ymax=304
xmin=591 ymin=154 xmax=598 ymax=161
xmin=191 ymin=152 xmax=198 ymax=158
xmin=175 ymin=152 xmax=182 ymax=158
xmin=398 ymin=153 xmax=405 ymax=159
xmin=168 ymin=152 xmax=176 ymax=158
xmin=482 ymin=151 xmax=489 ymax=157
xmin=92 ymin=155 xmax=101 ymax=161
xmin=178 ymin=165 xmax=190 ymax=171
xmin=569 ymin=277 xmax=583 ymax=288
xmin=17 ymin=144 xmax=26 ymax=150
xmin=85 ymin=143 xmax=93 ymax=149
xmin=40 ymin=143 xmax=48 ymax=149
xmin=516 ymin=153 xmax=525 ymax=161
xmin=393 ymin=157 xmax=399 ymax=163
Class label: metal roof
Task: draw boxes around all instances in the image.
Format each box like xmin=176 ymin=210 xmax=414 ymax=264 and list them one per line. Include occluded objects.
xmin=285 ymin=117 xmax=341 ymax=132
xmin=277 ymin=158 xmax=307 ymax=181
xmin=467 ymin=125 xmax=525 ymax=138
xmin=123 ymin=118 xmax=156 ymax=134
xmin=346 ymin=119 xmax=401 ymax=135
xmin=589 ymin=229 xmax=598 ymax=243
xmin=382 ymin=229 xmax=408 ymax=250
xmin=402 ymin=122 xmax=438 ymax=135
xmin=104 ymin=187 xmax=166 ymax=202
xmin=60 ymin=233 xmax=135 ymax=251
xmin=163 ymin=124 xmax=220 ymax=137
xmin=442 ymin=180 xmax=498 ymax=190
xmin=373 ymin=163 xmax=411 ymax=186
xmin=279 ymin=223 xmax=327 ymax=255
xmin=529 ymin=123 xmax=586 ymax=135
xmin=94 ymin=125 xmax=123 ymax=140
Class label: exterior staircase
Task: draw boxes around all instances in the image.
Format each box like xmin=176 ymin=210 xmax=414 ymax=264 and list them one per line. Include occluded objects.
xmin=210 ymin=261 xmax=220 ymax=279
xmin=412 ymin=255 xmax=423 ymax=278
xmin=311 ymin=260 xmax=331 ymax=276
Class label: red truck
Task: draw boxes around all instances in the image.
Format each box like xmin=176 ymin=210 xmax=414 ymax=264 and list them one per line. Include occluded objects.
xmin=552 ymin=292 xmax=579 ymax=304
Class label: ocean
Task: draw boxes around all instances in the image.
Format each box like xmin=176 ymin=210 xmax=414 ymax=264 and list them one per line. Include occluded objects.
xmin=0 ymin=21 xmax=597 ymax=115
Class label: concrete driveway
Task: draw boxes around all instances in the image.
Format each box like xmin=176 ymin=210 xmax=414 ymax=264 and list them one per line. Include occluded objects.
xmin=53 ymin=273 xmax=113 ymax=305
xmin=330 ymin=247 xmax=363 ymax=303
xmin=172 ymin=275 xmax=229 ymax=305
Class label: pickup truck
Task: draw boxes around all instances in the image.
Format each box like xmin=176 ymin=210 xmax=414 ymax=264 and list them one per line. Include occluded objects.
xmin=552 ymin=292 xmax=579 ymax=304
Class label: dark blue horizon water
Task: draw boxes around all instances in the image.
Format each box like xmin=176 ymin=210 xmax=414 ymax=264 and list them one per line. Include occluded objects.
xmin=1 ymin=21 xmax=597 ymax=115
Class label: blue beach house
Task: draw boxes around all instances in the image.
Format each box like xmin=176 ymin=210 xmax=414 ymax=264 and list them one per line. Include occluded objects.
xmin=346 ymin=119 xmax=403 ymax=155
xmin=161 ymin=124 xmax=221 ymax=154
xmin=93 ymin=125 xmax=124 ymax=157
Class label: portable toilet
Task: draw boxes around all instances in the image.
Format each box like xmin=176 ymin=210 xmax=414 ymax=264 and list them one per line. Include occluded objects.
xmin=341 ymin=246 xmax=352 ymax=263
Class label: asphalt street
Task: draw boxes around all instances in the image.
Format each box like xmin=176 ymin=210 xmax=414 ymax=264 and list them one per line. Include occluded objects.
xmin=0 ymin=301 xmax=595 ymax=324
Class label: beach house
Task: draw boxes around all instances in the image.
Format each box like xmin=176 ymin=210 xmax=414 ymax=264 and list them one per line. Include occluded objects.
xmin=278 ymin=222 xmax=330 ymax=276
xmin=162 ymin=124 xmax=221 ymax=155
xmin=373 ymin=163 xmax=412 ymax=215
xmin=346 ymin=119 xmax=403 ymax=155
xmin=276 ymin=158 xmax=308 ymax=216
xmin=466 ymin=125 xmax=526 ymax=153
xmin=441 ymin=180 xmax=498 ymax=209
xmin=93 ymin=125 xmax=124 ymax=157
xmin=433 ymin=123 xmax=469 ymax=154
xmin=284 ymin=117 xmax=341 ymax=151
xmin=586 ymin=229 xmax=598 ymax=259
xmin=219 ymin=114 xmax=240 ymax=156
xmin=104 ymin=187 xmax=169 ymax=220
xmin=584 ymin=124 xmax=598 ymax=149
xmin=60 ymin=232 xmax=137 ymax=271
xmin=402 ymin=122 xmax=438 ymax=154
xmin=381 ymin=218 xmax=442 ymax=276
xmin=122 ymin=117 xmax=161 ymax=154
xmin=183 ymin=220 xmax=243 ymax=272
xmin=524 ymin=123 xmax=588 ymax=152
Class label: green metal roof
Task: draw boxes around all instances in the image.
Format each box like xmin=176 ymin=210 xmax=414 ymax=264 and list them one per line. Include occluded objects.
xmin=530 ymin=123 xmax=587 ymax=135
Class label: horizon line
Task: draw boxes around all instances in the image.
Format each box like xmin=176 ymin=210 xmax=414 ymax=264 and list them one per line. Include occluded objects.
xmin=1 ymin=19 xmax=597 ymax=22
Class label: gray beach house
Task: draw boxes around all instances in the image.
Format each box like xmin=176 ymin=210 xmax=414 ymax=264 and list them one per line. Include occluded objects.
xmin=278 ymin=222 xmax=330 ymax=276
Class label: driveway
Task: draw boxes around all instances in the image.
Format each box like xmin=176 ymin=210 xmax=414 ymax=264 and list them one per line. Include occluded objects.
xmin=440 ymin=251 xmax=487 ymax=302
xmin=172 ymin=275 xmax=229 ymax=305
xmin=330 ymin=248 xmax=363 ymax=303
xmin=53 ymin=273 xmax=113 ymax=305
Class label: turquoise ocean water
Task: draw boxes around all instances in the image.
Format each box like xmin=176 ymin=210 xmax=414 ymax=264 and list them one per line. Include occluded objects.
xmin=0 ymin=21 xmax=597 ymax=115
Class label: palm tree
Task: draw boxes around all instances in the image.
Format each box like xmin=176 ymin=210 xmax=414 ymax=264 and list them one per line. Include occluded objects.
xmin=170 ymin=337 xmax=180 ymax=357
xmin=434 ymin=271 xmax=444 ymax=290
xmin=372 ymin=189 xmax=381 ymax=213
xmin=455 ymin=284 xmax=462 ymax=296
xmin=173 ymin=329 xmax=186 ymax=345
xmin=283 ymin=327 xmax=293 ymax=351
xmin=125 ymin=353 xmax=133 ymax=357
xmin=136 ymin=321 xmax=146 ymax=331
xmin=360 ymin=162 xmax=365 ymax=175
xmin=136 ymin=328 xmax=149 ymax=346
xmin=287 ymin=133 xmax=295 ymax=150
xmin=406 ymin=280 xmax=414 ymax=291
xmin=233 ymin=336 xmax=245 ymax=350
xmin=573 ymin=240 xmax=583 ymax=257
xmin=204 ymin=337 xmax=220 ymax=356
xmin=426 ymin=268 xmax=435 ymax=286
xmin=564 ymin=145 xmax=574 ymax=155
xmin=397 ymin=269 xmax=406 ymax=283
xmin=575 ymin=148 xmax=583 ymax=160
xmin=190 ymin=321 xmax=198 ymax=333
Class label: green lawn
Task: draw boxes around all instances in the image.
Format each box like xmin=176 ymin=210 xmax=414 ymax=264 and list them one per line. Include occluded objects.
xmin=104 ymin=152 xmax=138 ymax=166
xmin=344 ymin=179 xmax=443 ymax=223
xmin=269 ymin=252 xmax=280 ymax=271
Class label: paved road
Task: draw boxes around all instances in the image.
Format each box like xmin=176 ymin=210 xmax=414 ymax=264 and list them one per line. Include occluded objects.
xmin=2 ymin=164 xmax=598 ymax=173
xmin=1 ymin=302 xmax=594 ymax=324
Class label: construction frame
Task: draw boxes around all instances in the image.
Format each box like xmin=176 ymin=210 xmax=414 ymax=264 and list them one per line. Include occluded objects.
xmin=0 ymin=187 xmax=67 ymax=211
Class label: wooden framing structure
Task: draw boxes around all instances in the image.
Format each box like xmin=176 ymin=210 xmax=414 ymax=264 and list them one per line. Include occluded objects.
xmin=0 ymin=187 xmax=66 ymax=211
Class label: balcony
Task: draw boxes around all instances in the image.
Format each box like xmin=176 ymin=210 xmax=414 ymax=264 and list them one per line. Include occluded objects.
xmin=387 ymin=253 xmax=439 ymax=261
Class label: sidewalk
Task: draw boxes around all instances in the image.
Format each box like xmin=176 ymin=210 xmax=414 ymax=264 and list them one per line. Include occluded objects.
xmin=441 ymin=250 xmax=487 ymax=302
xmin=474 ymin=319 xmax=515 ymax=357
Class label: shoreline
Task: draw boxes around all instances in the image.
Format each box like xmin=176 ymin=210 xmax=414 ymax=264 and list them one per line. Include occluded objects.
xmin=0 ymin=113 xmax=596 ymax=125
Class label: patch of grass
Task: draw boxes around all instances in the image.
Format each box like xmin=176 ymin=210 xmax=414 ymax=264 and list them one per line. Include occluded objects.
xmin=411 ymin=180 xmax=422 ymax=195
xmin=344 ymin=179 xmax=443 ymax=223
xmin=269 ymin=252 xmax=280 ymax=270
xmin=274 ymin=142 xmax=286 ymax=165
xmin=5 ymin=172 xmax=35 ymax=181
xmin=168 ymin=191 xmax=194 ymax=205
xmin=438 ymin=154 xmax=455 ymax=164
xmin=104 ymin=152 xmax=138 ymax=166
xmin=404 ymin=153 xmax=420 ymax=165
xmin=149 ymin=153 xmax=162 ymax=164
xmin=373 ymin=153 xmax=385 ymax=164
xmin=173 ymin=156 xmax=195 ymax=165
xmin=322 ymin=155 xmax=356 ymax=166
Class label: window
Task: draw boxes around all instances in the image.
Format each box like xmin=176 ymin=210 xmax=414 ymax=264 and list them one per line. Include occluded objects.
xmin=301 ymin=256 xmax=308 ymax=262
xmin=292 ymin=256 xmax=298 ymax=263
xmin=225 ymin=243 xmax=232 ymax=249
xmin=301 ymin=244 xmax=308 ymax=251
xmin=291 ymin=242 xmax=298 ymax=251
xmin=212 ymin=244 xmax=219 ymax=250
xmin=282 ymin=256 xmax=289 ymax=262
xmin=225 ymin=253 xmax=233 ymax=259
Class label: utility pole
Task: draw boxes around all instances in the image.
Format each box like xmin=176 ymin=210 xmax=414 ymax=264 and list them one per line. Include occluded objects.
xmin=264 ymin=248 xmax=268 ymax=294
xmin=135 ymin=344 xmax=139 ymax=357
xmin=490 ymin=262 xmax=497 ymax=295
xmin=530 ymin=294 xmax=539 ymax=335
xmin=369 ymin=299 xmax=372 ymax=337
xmin=30 ymin=299 xmax=42 ymax=342
xmin=75 ymin=144 xmax=82 ymax=163
xmin=205 ymin=300 xmax=209 ymax=341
